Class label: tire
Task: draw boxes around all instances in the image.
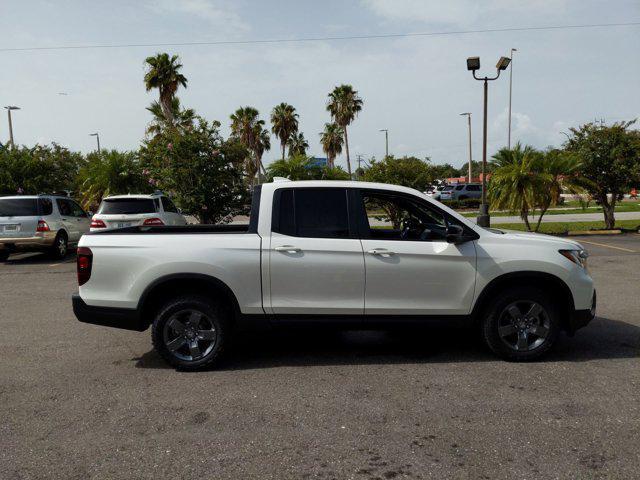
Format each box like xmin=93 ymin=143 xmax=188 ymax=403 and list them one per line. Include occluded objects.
xmin=0 ymin=251 xmax=10 ymax=262
xmin=481 ymin=287 xmax=560 ymax=361
xmin=151 ymin=295 xmax=230 ymax=371
xmin=49 ymin=232 xmax=68 ymax=259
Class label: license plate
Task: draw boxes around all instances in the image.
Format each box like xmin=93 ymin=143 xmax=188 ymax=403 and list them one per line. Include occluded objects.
xmin=3 ymin=224 xmax=19 ymax=232
xmin=117 ymin=222 xmax=132 ymax=228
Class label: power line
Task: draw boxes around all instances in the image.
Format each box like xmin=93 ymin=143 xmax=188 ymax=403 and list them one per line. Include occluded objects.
xmin=1 ymin=22 xmax=638 ymax=52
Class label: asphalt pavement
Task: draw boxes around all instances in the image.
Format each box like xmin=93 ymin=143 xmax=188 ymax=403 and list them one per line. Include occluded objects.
xmin=1 ymin=235 xmax=639 ymax=479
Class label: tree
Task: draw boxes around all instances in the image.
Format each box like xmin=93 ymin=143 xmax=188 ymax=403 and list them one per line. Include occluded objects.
xmin=319 ymin=122 xmax=344 ymax=168
xmin=146 ymin=97 xmax=195 ymax=137
xmin=266 ymin=155 xmax=349 ymax=181
xmin=488 ymin=144 xmax=545 ymax=231
xmin=0 ymin=144 xmax=82 ymax=195
xmin=565 ymin=121 xmax=640 ymax=229
xmin=431 ymin=162 xmax=459 ymax=180
xmin=76 ymin=150 xmax=151 ymax=211
xmin=230 ymin=107 xmax=268 ymax=184
xmin=139 ymin=119 xmax=248 ymax=224
xmin=363 ymin=156 xmax=434 ymax=191
xmin=287 ymin=132 xmax=309 ymax=157
xmin=144 ymin=53 xmax=188 ymax=126
xmin=252 ymin=125 xmax=271 ymax=181
xmin=327 ymin=85 xmax=363 ymax=176
xmin=270 ymin=103 xmax=299 ymax=160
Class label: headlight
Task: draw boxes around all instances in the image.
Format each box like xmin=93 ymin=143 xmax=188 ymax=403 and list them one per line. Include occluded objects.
xmin=559 ymin=249 xmax=588 ymax=268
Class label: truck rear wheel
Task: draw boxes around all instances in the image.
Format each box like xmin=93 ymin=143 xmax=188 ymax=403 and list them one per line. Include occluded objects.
xmin=481 ymin=287 xmax=560 ymax=361
xmin=151 ymin=295 xmax=230 ymax=371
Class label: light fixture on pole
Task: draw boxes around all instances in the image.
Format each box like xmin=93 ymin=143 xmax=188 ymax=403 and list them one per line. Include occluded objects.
xmin=459 ymin=113 xmax=472 ymax=183
xmin=507 ymin=48 xmax=517 ymax=149
xmin=466 ymin=55 xmax=511 ymax=228
xmin=4 ymin=106 xmax=20 ymax=147
xmin=89 ymin=132 xmax=101 ymax=153
xmin=379 ymin=129 xmax=389 ymax=158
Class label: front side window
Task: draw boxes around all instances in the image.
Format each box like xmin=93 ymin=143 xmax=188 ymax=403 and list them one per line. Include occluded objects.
xmin=273 ymin=188 xmax=350 ymax=238
xmin=361 ymin=191 xmax=449 ymax=241
xmin=56 ymin=199 xmax=72 ymax=216
xmin=68 ymin=200 xmax=87 ymax=217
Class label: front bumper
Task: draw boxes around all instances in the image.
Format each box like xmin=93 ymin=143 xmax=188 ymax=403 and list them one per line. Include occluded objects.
xmin=72 ymin=294 xmax=147 ymax=332
xmin=567 ymin=290 xmax=596 ymax=333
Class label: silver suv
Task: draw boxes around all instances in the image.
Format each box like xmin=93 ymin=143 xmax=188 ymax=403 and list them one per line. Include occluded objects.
xmin=440 ymin=183 xmax=483 ymax=201
xmin=0 ymin=195 xmax=91 ymax=261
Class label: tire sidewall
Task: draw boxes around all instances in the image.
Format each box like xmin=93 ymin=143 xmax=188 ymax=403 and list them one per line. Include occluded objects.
xmin=482 ymin=287 xmax=560 ymax=361
xmin=50 ymin=232 xmax=68 ymax=259
xmin=152 ymin=296 xmax=228 ymax=371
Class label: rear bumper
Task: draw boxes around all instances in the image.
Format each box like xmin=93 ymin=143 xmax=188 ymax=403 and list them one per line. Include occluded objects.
xmin=0 ymin=234 xmax=55 ymax=251
xmin=72 ymin=294 xmax=147 ymax=332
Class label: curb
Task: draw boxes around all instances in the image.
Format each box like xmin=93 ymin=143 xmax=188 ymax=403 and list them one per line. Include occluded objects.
xmin=567 ymin=229 xmax=622 ymax=236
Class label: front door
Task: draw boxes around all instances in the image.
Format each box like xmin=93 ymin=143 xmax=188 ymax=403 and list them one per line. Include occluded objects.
xmin=267 ymin=187 xmax=365 ymax=316
xmin=357 ymin=190 xmax=477 ymax=315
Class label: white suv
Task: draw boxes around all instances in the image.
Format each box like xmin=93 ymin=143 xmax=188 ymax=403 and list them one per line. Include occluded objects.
xmin=90 ymin=194 xmax=187 ymax=231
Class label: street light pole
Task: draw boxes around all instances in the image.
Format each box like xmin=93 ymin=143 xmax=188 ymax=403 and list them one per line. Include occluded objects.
xmin=89 ymin=132 xmax=101 ymax=153
xmin=460 ymin=113 xmax=472 ymax=182
xmin=379 ymin=129 xmax=389 ymax=158
xmin=466 ymin=56 xmax=511 ymax=228
xmin=507 ymin=48 xmax=517 ymax=150
xmin=4 ymin=106 xmax=20 ymax=147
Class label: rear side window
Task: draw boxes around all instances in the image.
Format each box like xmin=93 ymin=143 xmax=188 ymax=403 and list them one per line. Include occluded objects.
xmin=38 ymin=198 xmax=53 ymax=215
xmin=98 ymin=198 xmax=157 ymax=214
xmin=161 ymin=196 xmax=178 ymax=213
xmin=0 ymin=198 xmax=38 ymax=216
xmin=467 ymin=185 xmax=481 ymax=191
xmin=455 ymin=185 xmax=465 ymax=190
xmin=273 ymin=188 xmax=350 ymax=238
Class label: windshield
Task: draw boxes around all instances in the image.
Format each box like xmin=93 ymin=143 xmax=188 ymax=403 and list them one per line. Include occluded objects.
xmin=0 ymin=198 xmax=39 ymax=216
xmin=98 ymin=198 xmax=157 ymax=214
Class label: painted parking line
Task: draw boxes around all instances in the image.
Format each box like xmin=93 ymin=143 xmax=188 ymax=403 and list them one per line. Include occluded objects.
xmin=579 ymin=239 xmax=637 ymax=253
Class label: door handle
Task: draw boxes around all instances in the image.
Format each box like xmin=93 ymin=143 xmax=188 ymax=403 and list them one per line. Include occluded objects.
xmin=275 ymin=245 xmax=302 ymax=253
xmin=367 ymin=248 xmax=396 ymax=257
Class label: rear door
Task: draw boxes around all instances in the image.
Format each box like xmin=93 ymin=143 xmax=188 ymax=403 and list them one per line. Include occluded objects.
xmin=0 ymin=197 xmax=40 ymax=239
xmin=56 ymin=198 xmax=80 ymax=242
xmin=356 ymin=189 xmax=477 ymax=315
xmin=67 ymin=199 xmax=91 ymax=238
xmin=267 ymin=187 xmax=365 ymax=316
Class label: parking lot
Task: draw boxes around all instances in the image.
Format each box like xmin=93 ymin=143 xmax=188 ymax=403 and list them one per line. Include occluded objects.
xmin=1 ymin=235 xmax=639 ymax=479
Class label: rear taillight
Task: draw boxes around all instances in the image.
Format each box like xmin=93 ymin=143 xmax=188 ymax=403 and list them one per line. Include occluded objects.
xmin=77 ymin=247 xmax=93 ymax=286
xmin=90 ymin=217 xmax=106 ymax=228
xmin=36 ymin=219 xmax=50 ymax=232
xmin=143 ymin=217 xmax=164 ymax=226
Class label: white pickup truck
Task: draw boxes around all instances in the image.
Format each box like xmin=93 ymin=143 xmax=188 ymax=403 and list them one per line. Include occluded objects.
xmin=73 ymin=180 xmax=596 ymax=370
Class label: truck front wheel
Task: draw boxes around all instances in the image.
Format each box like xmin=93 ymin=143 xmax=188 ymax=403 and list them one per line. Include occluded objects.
xmin=481 ymin=287 xmax=560 ymax=361
xmin=151 ymin=295 xmax=230 ymax=371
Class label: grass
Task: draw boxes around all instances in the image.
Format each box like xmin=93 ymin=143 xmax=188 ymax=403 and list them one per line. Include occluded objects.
xmin=461 ymin=201 xmax=640 ymax=218
xmin=491 ymin=219 xmax=640 ymax=235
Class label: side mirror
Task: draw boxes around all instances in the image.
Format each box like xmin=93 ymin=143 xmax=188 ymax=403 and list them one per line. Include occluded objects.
xmin=445 ymin=224 xmax=465 ymax=244
xmin=177 ymin=208 xmax=183 ymax=214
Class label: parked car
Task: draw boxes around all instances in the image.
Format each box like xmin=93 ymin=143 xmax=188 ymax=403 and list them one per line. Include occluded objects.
xmin=0 ymin=194 xmax=91 ymax=261
xmin=90 ymin=193 xmax=187 ymax=231
xmin=426 ymin=184 xmax=453 ymax=200
xmin=440 ymin=183 xmax=483 ymax=201
xmin=73 ymin=179 xmax=596 ymax=370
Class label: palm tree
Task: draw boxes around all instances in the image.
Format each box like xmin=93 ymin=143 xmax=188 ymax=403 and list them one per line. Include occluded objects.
xmin=146 ymin=97 xmax=195 ymax=136
xmin=267 ymin=155 xmax=313 ymax=181
xmin=320 ymin=122 xmax=344 ymax=168
xmin=488 ymin=143 xmax=545 ymax=231
xmin=287 ymin=132 xmax=309 ymax=157
xmin=326 ymin=85 xmax=363 ymax=176
xmin=270 ymin=103 xmax=299 ymax=160
xmin=144 ymin=53 xmax=188 ymax=126
xmin=253 ymin=126 xmax=271 ymax=180
xmin=230 ymin=107 xmax=268 ymax=184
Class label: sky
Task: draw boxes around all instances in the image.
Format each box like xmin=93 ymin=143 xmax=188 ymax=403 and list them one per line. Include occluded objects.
xmin=1 ymin=0 xmax=639 ymax=170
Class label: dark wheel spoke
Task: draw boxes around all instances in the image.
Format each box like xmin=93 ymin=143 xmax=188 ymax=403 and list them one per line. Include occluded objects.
xmin=516 ymin=331 xmax=529 ymax=350
xmin=188 ymin=312 xmax=202 ymax=328
xmin=507 ymin=305 xmax=522 ymax=321
xmin=530 ymin=324 xmax=549 ymax=338
xmin=167 ymin=317 xmax=186 ymax=334
xmin=188 ymin=340 xmax=201 ymax=358
xmin=498 ymin=324 xmax=517 ymax=338
xmin=166 ymin=336 xmax=186 ymax=352
xmin=198 ymin=329 xmax=216 ymax=340
xmin=525 ymin=303 xmax=543 ymax=319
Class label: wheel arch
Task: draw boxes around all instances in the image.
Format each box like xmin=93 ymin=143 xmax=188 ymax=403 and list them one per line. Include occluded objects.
xmin=472 ymin=271 xmax=575 ymax=331
xmin=138 ymin=273 xmax=242 ymax=330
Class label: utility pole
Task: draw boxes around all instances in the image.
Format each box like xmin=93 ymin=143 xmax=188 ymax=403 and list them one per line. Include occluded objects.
xmin=89 ymin=132 xmax=101 ymax=153
xmin=379 ymin=129 xmax=389 ymax=158
xmin=507 ymin=48 xmax=517 ymax=149
xmin=4 ymin=106 xmax=20 ymax=147
xmin=356 ymin=154 xmax=363 ymax=180
xmin=460 ymin=113 xmax=472 ymax=182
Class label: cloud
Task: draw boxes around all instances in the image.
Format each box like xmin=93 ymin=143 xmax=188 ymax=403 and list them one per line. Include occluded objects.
xmin=362 ymin=0 xmax=569 ymax=26
xmin=147 ymin=0 xmax=249 ymax=32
